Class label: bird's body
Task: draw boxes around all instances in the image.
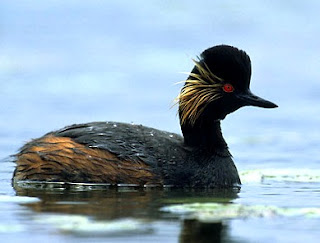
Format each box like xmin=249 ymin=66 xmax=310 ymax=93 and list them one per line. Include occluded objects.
xmin=14 ymin=121 xmax=240 ymax=187
xmin=13 ymin=45 xmax=277 ymax=188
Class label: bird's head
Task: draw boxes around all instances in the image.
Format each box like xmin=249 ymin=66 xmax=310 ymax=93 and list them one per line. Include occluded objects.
xmin=178 ymin=45 xmax=277 ymax=127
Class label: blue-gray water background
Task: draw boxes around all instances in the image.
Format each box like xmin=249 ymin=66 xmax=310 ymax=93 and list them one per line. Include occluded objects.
xmin=1 ymin=1 xmax=320 ymax=242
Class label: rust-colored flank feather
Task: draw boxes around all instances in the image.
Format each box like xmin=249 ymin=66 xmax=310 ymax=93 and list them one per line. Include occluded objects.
xmin=177 ymin=59 xmax=224 ymax=126
xmin=14 ymin=135 xmax=161 ymax=185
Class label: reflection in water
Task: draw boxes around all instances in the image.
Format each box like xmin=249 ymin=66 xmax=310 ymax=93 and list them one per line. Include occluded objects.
xmin=180 ymin=219 xmax=224 ymax=243
xmin=15 ymin=187 xmax=165 ymax=219
xmin=14 ymin=185 xmax=239 ymax=242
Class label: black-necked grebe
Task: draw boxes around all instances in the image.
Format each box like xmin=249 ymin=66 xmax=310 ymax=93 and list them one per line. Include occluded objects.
xmin=13 ymin=45 xmax=277 ymax=188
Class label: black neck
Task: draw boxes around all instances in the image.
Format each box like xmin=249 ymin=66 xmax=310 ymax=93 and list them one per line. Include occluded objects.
xmin=181 ymin=119 xmax=228 ymax=151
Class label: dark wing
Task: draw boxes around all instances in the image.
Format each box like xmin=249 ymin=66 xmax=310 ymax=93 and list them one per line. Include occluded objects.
xmin=51 ymin=121 xmax=187 ymax=169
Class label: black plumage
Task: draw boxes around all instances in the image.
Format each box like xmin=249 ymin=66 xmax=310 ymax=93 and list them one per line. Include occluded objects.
xmin=48 ymin=121 xmax=238 ymax=187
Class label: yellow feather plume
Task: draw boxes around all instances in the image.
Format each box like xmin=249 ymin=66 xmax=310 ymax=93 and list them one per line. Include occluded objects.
xmin=177 ymin=59 xmax=224 ymax=126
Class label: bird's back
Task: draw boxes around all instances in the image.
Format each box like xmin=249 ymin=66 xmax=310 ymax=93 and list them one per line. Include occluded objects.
xmin=13 ymin=122 xmax=188 ymax=186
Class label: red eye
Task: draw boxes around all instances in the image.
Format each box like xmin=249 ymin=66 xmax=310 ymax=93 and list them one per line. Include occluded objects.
xmin=223 ymin=83 xmax=234 ymax=93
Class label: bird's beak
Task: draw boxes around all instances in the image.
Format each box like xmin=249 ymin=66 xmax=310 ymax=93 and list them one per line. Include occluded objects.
xmin=237 ymin=90 xmax=278 ymax=108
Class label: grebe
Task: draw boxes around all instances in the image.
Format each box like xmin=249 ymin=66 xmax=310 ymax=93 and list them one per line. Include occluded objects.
xmin=13 ymin=45 xmax=277 ymax=188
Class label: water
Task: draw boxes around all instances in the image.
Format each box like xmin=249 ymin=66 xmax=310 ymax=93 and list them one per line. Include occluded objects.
xmin=1 ymin=1 xmax=320 ymax=242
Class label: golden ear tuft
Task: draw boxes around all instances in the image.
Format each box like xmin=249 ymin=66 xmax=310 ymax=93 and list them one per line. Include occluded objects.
xmin=176 ymin=59 xmax=224 ymax=126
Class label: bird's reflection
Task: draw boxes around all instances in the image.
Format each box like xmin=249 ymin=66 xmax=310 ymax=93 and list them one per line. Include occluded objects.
xmin=15 ymin=185 xmax=239 ymax=242
xmin=180 ymin=219 xmax=225 ymax=243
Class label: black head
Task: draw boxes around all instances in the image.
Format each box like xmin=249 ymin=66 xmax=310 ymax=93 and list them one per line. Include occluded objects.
xmin=178 ymin=45 xmax=277 ymax=126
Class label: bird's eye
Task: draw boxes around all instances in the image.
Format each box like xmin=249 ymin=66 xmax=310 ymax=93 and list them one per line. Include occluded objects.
xmin=222 ymin=83 xmax=234 ymax=93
